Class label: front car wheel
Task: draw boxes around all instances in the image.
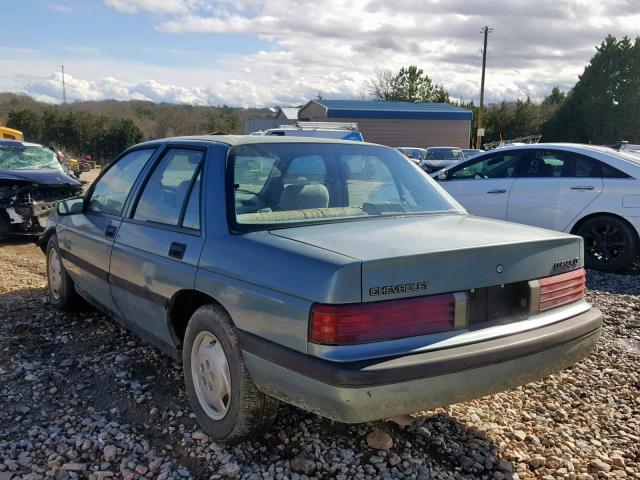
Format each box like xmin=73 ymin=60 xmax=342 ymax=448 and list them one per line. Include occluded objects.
xmin=46 ymin=235 xmax=80 ymax=309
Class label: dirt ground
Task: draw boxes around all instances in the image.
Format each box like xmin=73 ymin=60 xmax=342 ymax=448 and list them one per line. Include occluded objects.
xmin=0 ymin=239 xmax=639 ymax=479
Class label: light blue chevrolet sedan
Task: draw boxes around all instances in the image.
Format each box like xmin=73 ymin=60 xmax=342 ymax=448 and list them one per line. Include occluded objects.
xmin=41 ymin=136 xmax=602 ymax=443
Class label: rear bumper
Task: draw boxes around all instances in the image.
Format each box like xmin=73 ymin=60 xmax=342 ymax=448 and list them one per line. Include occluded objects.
xmin=241 ymin=307 xmax=602 ymax=423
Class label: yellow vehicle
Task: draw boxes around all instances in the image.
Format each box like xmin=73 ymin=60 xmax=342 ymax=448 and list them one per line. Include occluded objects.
xmin=65 ymin=158 xmax=80 ymax=173
xmin=0 ymin=126 xmax=24 ymax=140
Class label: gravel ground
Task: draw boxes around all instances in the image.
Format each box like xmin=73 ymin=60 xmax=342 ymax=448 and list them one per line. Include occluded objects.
xmin=0 ymin=243 xmax=638 ymax=480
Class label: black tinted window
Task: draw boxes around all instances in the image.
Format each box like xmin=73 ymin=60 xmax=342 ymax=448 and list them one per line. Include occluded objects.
xmin=520 ymin=150 xmax=568 ymax=177
xmin=134 ymin=148 xmax=203 ymax=226
xmin=89 ymin=149 xmax=154 ymax=215
xmin=450 ymin=152 xmax=522 ymax=179
xmin=574 ymin=156 xmax=598 ymax=177
xmin=600 ymin=162 xmax=630 ymax=178
xmin=520 ymin=150 xmax=603 ymax=178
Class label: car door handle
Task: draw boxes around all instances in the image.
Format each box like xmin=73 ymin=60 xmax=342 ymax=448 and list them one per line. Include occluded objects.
xmin=168 ymin=242 xmax=186 ymax=260
xmin=105 ymin=224 xmax=117 ymax=237
xmin=486 ymin=189 xmax=507 ymax=194
xmin=571 ymin=185 xmax=595 ymax=190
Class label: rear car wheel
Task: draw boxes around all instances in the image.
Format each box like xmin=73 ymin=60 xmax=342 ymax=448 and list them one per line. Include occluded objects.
xmin=183 ymin=304 xmax=279 ymax=444
xmin=576 ymin=216 xmax=637 ymax=272
xmin=46 ymin=235 xmax=80 ymax=309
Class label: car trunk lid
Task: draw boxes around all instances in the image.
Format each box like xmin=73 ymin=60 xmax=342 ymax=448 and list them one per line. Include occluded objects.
xmin=270 ymin=214 xmax=583 ymax=302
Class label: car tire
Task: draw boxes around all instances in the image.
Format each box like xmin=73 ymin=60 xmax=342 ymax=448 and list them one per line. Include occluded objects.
xmin=183 ymin=304 xmax=280 ymax=444
xmin=46 ymin=235 xmax=80 ymax=309
xmin=576 ymin=216 xmax=637 ymax=273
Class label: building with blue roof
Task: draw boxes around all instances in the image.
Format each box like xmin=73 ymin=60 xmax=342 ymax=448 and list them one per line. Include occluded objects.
xmin=298 ymin=99 xmax=472 ymax=148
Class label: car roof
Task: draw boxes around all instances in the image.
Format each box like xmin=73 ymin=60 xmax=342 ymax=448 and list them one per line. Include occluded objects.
xmin=471 ymin=142 xmax=640 ymax=170
xmin=137 ymin=134 xmax=380 ymax=148
xmin=427 ymin=146 xmax=461 ymax=149
xmin=0 ymin=140 xmax=43 ymax=148
xmin=497 ymin=141 xmax=640 ymax=156
xmin=491 ymin=142 xmax=627 ymax=153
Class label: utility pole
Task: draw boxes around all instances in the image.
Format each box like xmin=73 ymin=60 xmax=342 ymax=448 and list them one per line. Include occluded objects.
xmin=61 ymin=65 xmax=67 ymax=104
xmin=476 ymin=26 xmax=492 ymax=148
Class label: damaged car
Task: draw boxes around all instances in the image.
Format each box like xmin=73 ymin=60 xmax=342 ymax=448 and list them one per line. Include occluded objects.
xmin=0 ymin=140 xmax=82 ymax=238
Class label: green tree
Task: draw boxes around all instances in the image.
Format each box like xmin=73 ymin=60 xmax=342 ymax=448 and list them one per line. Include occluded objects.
xmin=543 ymin=35 xmax=640 ymax=143
xmin=509 ymin=97 xmax=541 ymax=138
xmin=104 ymin=118 xmax=143 ymax=158
xmin=367 ymin=65 xmax=449 ymax=103
xmin=6 ymin=109 xmax=42 ymax=139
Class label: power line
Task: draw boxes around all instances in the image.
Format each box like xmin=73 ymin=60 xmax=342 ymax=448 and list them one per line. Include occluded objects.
xmin=476 ymin=26 xmax=492 ymax=148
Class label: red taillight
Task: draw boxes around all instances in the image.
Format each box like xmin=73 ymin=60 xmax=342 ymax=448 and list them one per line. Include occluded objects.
xmin=538 ymin=268 xmax=586 ymax=311
xmin=309 ymin=294 xmax=455 ymax=345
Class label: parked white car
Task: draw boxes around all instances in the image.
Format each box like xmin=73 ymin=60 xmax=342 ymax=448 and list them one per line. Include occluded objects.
xmin=434 ymin=143 xmax=640 ymax=272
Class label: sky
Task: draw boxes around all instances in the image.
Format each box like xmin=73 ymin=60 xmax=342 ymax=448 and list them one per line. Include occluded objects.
xmin=1 ymin=0 xmax=639 ymax=107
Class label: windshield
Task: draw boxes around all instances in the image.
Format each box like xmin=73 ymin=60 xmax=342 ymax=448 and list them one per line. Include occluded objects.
xmin=426 ymin=148 xmax=463 ymax=160
xmin=0 ymin=146 xmax=62 ymax=171
xmin=229 ymin=143 xmax=462 ymax=229
xmin=399 ymin=148 xmax=425 ymax=159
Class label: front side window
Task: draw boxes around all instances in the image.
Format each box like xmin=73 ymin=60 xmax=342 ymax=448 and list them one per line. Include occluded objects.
xmin=89 ymin=149 xmax=155 ymax=216
xmin=133 ymin=148 xmax=203 ymax=227
xmin=450 ymin=152 xmax=522 ymax=179
xmin=230 ymin=143 xmax=461 ymax=229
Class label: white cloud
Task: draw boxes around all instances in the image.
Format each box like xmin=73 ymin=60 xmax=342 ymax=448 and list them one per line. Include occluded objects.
xmin=104 ymin=0 xmax=190 ymax=15
xmin=3 ymin=0 xmax=640 ymax=106
xmin=47 ymin=3 xmax=72 ymax=13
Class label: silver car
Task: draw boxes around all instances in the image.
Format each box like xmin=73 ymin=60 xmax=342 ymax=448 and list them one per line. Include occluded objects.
xmin=420 ymin=147 xmax=465 ymax=173
xmin=41 ymin=136 xmax=602 ymax=444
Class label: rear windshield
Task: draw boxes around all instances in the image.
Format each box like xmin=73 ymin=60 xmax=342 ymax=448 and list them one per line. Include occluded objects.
xmin=426 ymin=148 xmax=463 ymax=160
xmin=399 ymin=148 xmax=425 ymax=159
xmin=229 ymin=143 xmax=462 ymax=229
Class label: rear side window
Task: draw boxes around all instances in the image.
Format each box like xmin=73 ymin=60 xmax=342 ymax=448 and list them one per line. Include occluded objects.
xmin=133 ymin=148 xmax=203 ymax=227
xmin=519 ymin=150 xmax=619 ymax=178
xmin=182 ymin=171 xmax=202 ymax=230
xmin=88 ymin=149 xmax=155 ymax=216
xmin=519 ymin=150 xmax=568 ymax=177
xmin=600 ymin=162 xmax=630 ymax=178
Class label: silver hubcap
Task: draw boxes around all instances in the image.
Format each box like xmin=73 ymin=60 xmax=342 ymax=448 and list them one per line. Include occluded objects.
xmin=48 ymin=248 xmax=63 ymax=300
xmin=191 ymin=331 xmax=231 ymax=420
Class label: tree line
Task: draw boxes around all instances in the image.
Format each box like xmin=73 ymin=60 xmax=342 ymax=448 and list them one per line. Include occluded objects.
xmin=0 ymin=95 xmax=247 ymax=163
xmin=366 ymin=35 xmax=640 ymax=146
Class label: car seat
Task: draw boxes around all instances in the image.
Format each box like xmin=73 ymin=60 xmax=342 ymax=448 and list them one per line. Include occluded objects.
xmin=280 ymin=184 xmax=329 ymax=211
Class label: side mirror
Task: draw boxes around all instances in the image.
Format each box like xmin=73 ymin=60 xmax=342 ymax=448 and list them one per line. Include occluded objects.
xmin=437 ymin=170 xmax=448 ymax=181
xmin=57 ymin=196 xmax=85 ymax=216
